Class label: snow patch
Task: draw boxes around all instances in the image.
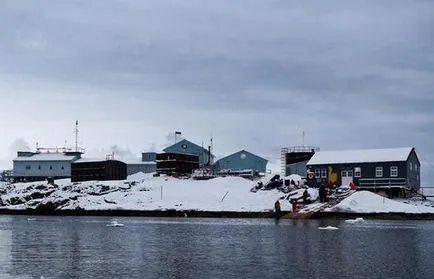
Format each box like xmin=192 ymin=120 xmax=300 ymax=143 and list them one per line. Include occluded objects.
xmin=1 ymin=176 xmax=292 ymax=212
xmin=330 ymin=191 xmax=434 ymax=214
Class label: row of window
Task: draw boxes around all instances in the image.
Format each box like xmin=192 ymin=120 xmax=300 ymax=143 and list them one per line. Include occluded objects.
xmin=25 ymin=165 xmax=65 ymax=171
xmin=314 ymin=166 xmax=400 ymax=179
xmin=375 ymin=166 xmax=398 ymax=178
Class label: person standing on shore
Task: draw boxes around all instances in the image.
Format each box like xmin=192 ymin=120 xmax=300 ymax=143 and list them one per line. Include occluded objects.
xmin=319 ymin=185 xmax=326 ymax=203
xmin=274 ymin=200 xmax=281 ymax=219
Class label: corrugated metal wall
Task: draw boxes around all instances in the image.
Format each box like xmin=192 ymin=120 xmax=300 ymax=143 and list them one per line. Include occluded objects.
xmin=127 ymin=163 xmax=156 ymax=176
xmin=13 ymin=160 xmax=73 ymax=178
xmin=71 ymin=160 xmax=127 ymax=182
xmin=215 ymin=150 xmax=267 ymax=172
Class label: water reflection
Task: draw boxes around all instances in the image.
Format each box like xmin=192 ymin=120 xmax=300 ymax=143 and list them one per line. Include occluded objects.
xmin=0 ymin=221 xmax=12 ymax=278
xmin=0 ymin=216 xmax=432 ymax=279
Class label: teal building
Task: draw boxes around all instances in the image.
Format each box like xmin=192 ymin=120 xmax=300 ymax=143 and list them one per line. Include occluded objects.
xmin=214 ymin=150 xmax=268 ymax=173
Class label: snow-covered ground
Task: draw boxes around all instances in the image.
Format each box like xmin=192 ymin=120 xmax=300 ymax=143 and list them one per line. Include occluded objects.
xmin=0 ymin=173 xmax=295 ymax=212
xmin=328 ymin=191 xmax=434 ymax=214
xmin=2 ymin=173 xmax=433 ymax=215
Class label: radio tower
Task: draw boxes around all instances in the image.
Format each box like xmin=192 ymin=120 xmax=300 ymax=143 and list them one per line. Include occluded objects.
xmin=75 ymin=120 xmax=79 ymax=152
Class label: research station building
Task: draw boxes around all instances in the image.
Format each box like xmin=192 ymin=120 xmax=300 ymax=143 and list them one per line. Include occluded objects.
xmin=123 ymin=153 xmax=158 ymax=176
xmin=163 ymin=139 xmax=214 ymax=166
xmin=214 ymin=150 xmax=268 ymax=174
xmin=306 ymin=147 xmax=420 ymax=191
xmin=281 ymin=146 xmax=319 ymax=177
xmin=13 ymin=149 xmax=82 ymax=182
xmin=71 ymin=159 xmax=127 ymax=182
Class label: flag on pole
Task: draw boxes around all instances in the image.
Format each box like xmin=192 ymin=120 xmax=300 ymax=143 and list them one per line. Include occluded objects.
xmin=175 ymin=131 xmax=182 ymax=135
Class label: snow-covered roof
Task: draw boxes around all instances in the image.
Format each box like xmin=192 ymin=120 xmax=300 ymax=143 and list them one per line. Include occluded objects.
xmin=307 ymin=147 xmax=414 ymax=165
xmin=123 ymin=160 xmax=156 ymax=165
xmin=74 ymin=158 xmax=156 ymax=165
xmin=74 ymin=158 xmax=106 ymax=163
xmin=13 ymin=153 xmax=78 ymax=162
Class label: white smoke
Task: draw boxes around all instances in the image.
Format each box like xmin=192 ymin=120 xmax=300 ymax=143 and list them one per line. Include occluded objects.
xmin=10 ymin=139 xmax=31 ymax=152
xmin=109 ymin=144 xmax=135 ymax=159
xmin=161 ymin=132 xmax=184 ymax=149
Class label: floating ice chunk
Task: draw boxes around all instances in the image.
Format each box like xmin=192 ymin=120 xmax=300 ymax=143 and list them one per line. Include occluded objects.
xmin=318 ymin=226 xmax=339 ymax=230
xmin=345 ymin=217 xmax=365 ymax=224
xmin=106 ymin=220 xmax=125 ymax=227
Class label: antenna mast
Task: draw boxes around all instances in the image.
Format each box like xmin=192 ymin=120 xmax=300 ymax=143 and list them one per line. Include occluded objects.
xmin=302 ymin=130 xmax=305 ymax=146
xmin=210 ymin=135 xmax=213 ymax=164
xmin=75 ymin=120 xmax=79 ymax=152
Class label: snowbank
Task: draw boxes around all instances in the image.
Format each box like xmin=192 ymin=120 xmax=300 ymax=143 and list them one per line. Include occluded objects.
xmin=284 ymin=174 xmax=304 ymax=183
xmin=0 ymin=174 xmax=292 ymax=212
xmin=329 ymin=191 xmax=434 ymax=214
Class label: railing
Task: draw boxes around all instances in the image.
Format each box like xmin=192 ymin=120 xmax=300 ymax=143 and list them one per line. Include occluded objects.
xmin=420 ymin=187 xmax=434 ymax=198
xmin=36 ymin=147 xmax=86 ymax=153
xmin=359 ymin=178 xmax=407 ymax=188
xmin=286 ymin=146 xmax=320 ymax=153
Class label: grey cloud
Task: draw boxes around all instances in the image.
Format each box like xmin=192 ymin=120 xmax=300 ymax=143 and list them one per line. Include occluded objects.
xmin=1 ymin=0 xmax=433 ymax=184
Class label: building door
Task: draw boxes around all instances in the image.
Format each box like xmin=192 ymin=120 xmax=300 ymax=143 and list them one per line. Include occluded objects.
xmin=341 ymin=170 xmax=353 ymax=186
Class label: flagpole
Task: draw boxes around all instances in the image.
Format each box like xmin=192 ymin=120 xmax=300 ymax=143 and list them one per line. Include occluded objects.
xmin=175 ymin=131 xmax=181 ymax=144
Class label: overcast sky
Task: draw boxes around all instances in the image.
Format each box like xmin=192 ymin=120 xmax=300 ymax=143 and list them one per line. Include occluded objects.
xmin=1 ymin=0 xmax=433 ymax=185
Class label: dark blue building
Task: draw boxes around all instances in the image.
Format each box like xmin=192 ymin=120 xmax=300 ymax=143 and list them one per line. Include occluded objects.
xmin=306 ymin=147 xmax=420 ymax=191
xmin=163 ymin=139 xmax=214 ymax=167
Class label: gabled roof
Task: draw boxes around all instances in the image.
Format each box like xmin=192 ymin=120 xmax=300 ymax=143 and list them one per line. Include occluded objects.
xmin=163 ymin=139 xmax=215 ymax=157
xmin=216 ymin=150 xmax=268 ymax=163
xmin=307 ymin=147 xmax=414 ymax=165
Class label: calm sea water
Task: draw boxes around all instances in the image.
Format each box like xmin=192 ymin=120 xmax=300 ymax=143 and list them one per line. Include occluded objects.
xmin=0 ymin=215 xmax=433 ymax=279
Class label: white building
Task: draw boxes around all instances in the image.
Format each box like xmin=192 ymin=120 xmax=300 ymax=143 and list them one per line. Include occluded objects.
xmin=13 ymin=150 xmax=82 ymax=182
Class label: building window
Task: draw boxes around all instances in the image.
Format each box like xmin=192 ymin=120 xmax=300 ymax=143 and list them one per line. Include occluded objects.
xmin=38 ymin=165 xmax=41 ymax=170
xmin=50 ymin=165 xmax=53 ymax=170
xmin=415 ymin=164 xmax=418 ymax=171
xmin=25 ymin=165 xmax=31 ymax=170
xmin=376 ymin=167 xmax=383 ymax=177
xmin=410 ymin=163 xmax=413 ymax=171
xmin=354 ymin=167 xmax=361 ymax=178
xmin=315 ymin=169 xmax=321 ymax=179
xmin=61 ymin=166 xmax=64 ymax=170
xmin=321 ymin=168 xmax=327 ymax=178
xmin=390 ymin=166 xmax=398 ymax=177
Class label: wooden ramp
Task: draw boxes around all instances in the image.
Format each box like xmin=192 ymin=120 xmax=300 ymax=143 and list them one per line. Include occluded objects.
xmin=283 ymin=190 xmax=356 ymax=219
